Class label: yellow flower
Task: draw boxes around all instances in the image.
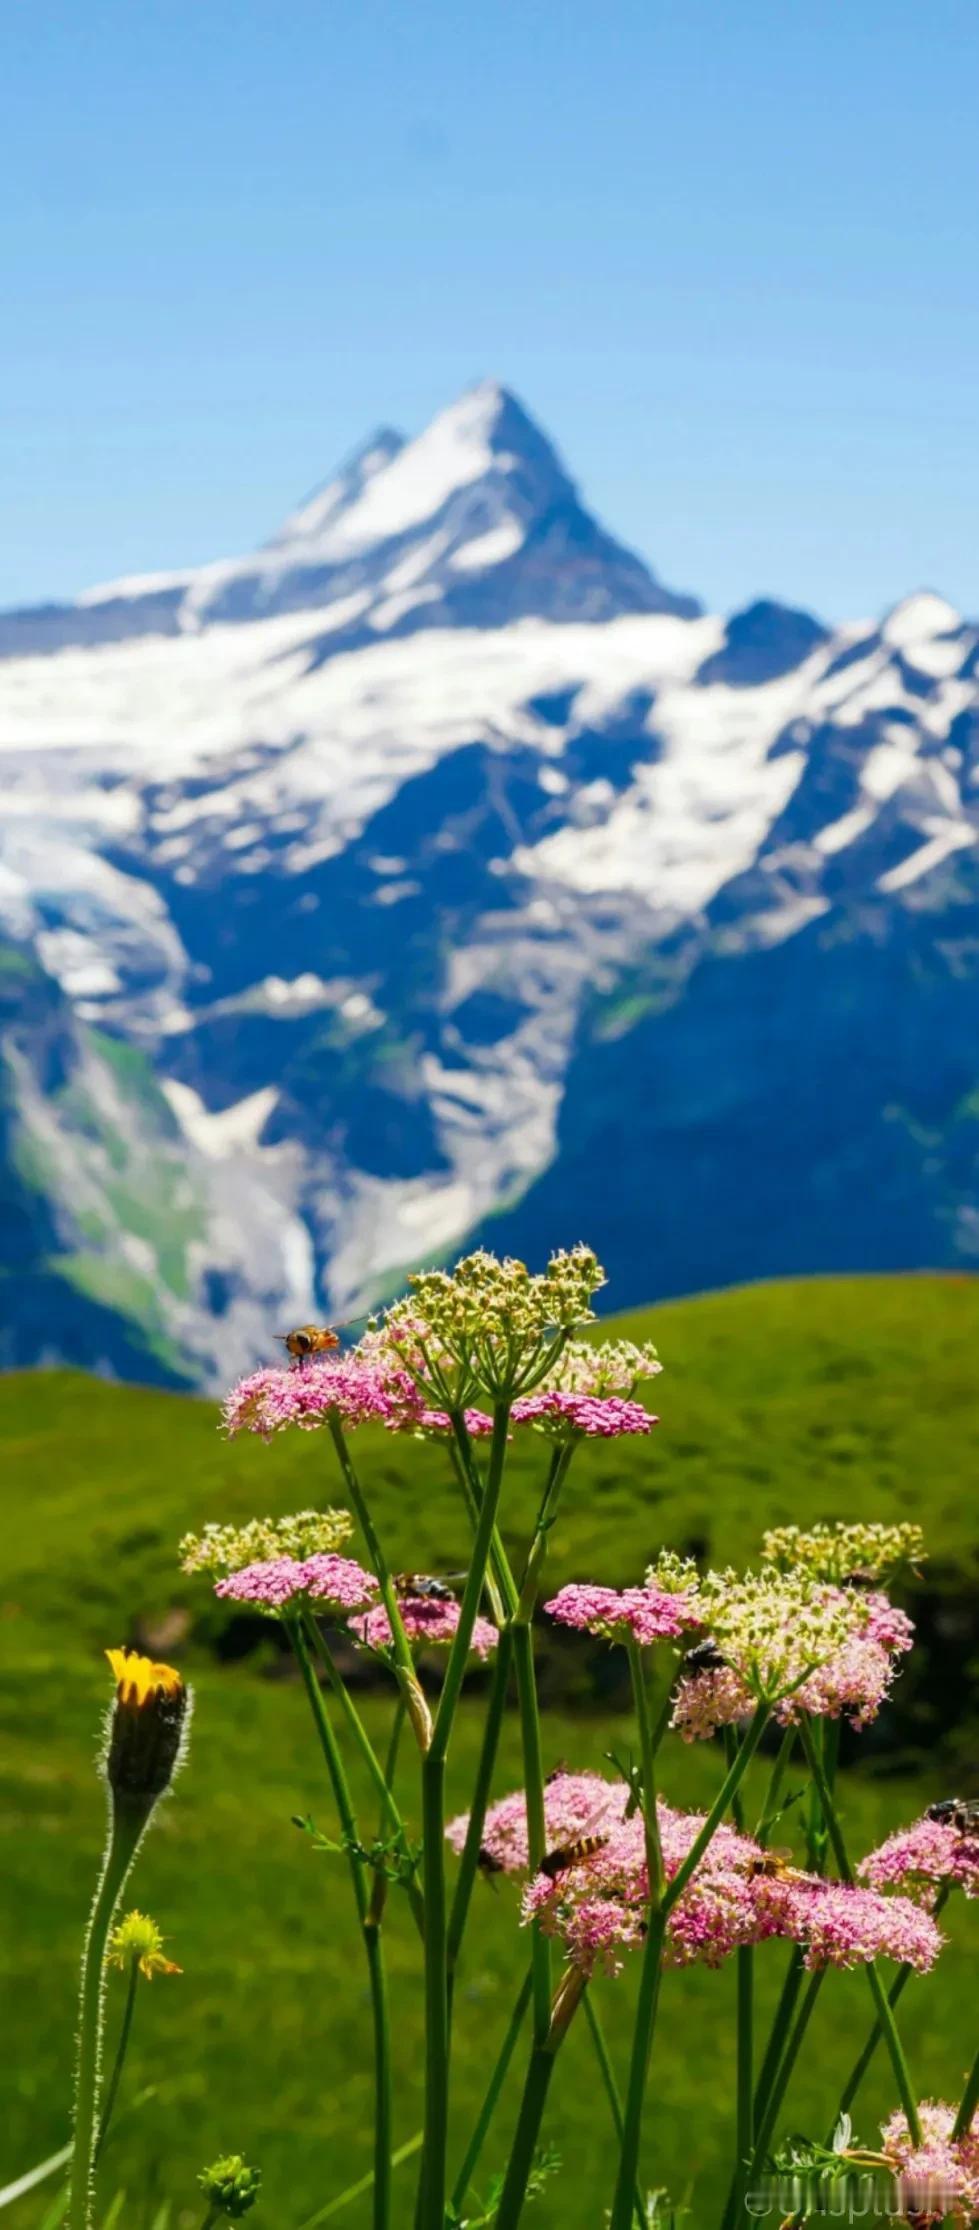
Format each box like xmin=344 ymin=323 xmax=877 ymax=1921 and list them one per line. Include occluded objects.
xmin=105 ymin=1647 xmax=183 ymax=1706
xmin=107 ymin=1909 xmax=181 ymax=1979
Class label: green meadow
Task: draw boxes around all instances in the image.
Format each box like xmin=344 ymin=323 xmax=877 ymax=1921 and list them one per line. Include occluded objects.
xmin=2 ymin=1274 xmax=977 ymax=2228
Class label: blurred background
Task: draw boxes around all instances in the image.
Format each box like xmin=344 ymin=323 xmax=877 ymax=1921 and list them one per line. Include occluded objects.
xmin=1 ymin=2 xmax=977 ymax=2223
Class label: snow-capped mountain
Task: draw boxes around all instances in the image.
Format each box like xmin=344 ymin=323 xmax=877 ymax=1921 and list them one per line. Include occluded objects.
xmin=1 ymin=379 xmax=976 ymax=1386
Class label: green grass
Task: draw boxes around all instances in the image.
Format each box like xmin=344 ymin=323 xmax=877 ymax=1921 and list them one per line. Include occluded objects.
xmin=1 ymin=1273 xmax=978 ymax=2229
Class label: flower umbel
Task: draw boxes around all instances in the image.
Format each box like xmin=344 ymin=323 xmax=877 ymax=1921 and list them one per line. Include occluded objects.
xmin=360 ymin=1243 xmax=605 ymax=1406
xmin=107 ymin=1909 xmax=181 ymax=1979
xmin=214 ymin=1553 xmax=378 ymax=1618
xmin=198 ymin=2154 xmax=262 ymax=2220
xmin=881 ymin=2102 xmax=979 ymax=2225
xmin=353 ymin=1593 xmax=498 ymax=1660
xmin=859 ymin=1813 xmax=979 ymax=1907
xmin=511 ymin=1391 xmax=657 ymax=1440
xmin=761 ymin=1519 xmax=926 ymax=1585
xmin=179 ymin=1508 xmax=353 ymax=1577
xmin=104 ymin=1650 xmax=189 ymax=1806
xmin=221 ymin=1359 xmax=395 ymax=1439
xmin=545 ymin=1582 xmax=701 ymax=1648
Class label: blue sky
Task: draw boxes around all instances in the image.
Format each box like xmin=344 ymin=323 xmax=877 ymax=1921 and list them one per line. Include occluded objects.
xmin=3 ymin=0 xmax=977 ymax=619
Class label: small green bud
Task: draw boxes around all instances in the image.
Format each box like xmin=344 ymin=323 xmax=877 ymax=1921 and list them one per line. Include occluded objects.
xmin=198 ymin=2154 xmax=262 ymax=2218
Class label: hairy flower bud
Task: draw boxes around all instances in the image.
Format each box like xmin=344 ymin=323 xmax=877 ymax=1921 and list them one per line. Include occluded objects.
xmin=104 ymin=1650 xmax=188 ymax=1810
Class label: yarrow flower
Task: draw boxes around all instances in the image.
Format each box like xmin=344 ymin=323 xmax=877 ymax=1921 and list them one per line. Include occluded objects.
xmin=214 ymin=1553 xmax=378 ymax=1617
xmin=511 ymin=1391 xmax=657 ymax=1440
xmin=545 ymin=1582 xmax=701 ymax=1648
xmin=107 ymin=1909 xmax=181 ymax=1979
xmin=859 ymin=1814 xmax=979 ymax=1907
xmin=179 ymin=1508 xmax=353 ymax=1577
xmin=762 ymin=1519 xmax=926 ymax=1586
xmin=221 ymin=1360 xmax=394 ymax=1440
xmin=353 ymin=1593 xmax=498 ymax=1660
xmin=881 ymin=2102 xmax=979 ymax=2225
xmin=358 ymin=1244 xmax=605 ymax=1407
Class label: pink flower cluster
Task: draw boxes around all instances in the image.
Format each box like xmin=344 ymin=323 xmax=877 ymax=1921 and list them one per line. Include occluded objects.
xmin=455 ymin=1770 xmax=945 ymax=1979
xmin=446 ymin=1770 xmax=632 ymax=1872
xmin=353 ymin=1595 xmax=498 ymax=1660
xmin=222 ymin=1360 xmax=397 ymax=1439
xmin=511 ymin=1390 xmax=656 ymax=1439
xmin=546 ymin=1582 xmax=702 ymax=1648
xmin=215 ymin=1552 xmax=378 ymax=1616
xmin=672 ymin=1586 xmax=914 ymax=1740
xmin=859 ymin=1814 xmax=979 ymax=1907
xmin=404 ymin=1407 xmax=495 ymax=1439
xmin=881 ymin=2102 xmax=979 ymax=2225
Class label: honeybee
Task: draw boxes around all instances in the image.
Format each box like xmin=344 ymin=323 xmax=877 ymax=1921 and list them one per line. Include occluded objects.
xmin=745 ymin=1847 xmax=806 ymax=1884
xmin=927 ymin=1798 xmax=979 ymax=1836
xmin=683 ymin=1640 xmax=727 ymax=1674
xmin=394 ymin=1574 xmax=459 ymax=1604
xmin=540 ymin=1833 xmax=609 ymax=1880
xmin=276 ymin=1325 xmax=342 ymax=1362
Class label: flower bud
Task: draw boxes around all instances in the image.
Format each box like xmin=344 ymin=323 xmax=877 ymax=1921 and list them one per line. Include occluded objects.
xmin=198 ymin=2154 xmax=262 ymax=2218
xmin=104 ymin=1649 xmax=188 ymax=1810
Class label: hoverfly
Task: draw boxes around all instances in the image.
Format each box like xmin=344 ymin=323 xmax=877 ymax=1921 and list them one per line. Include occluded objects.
xmin=394 ymin=1574 xmax=463 ymax=1604
xmin=275 ymin=1311 xmax=372 ymax=1364
xmin=745 ymin=1847 xmax=807 ymax=1885
xmin=926 ymin=1797 xmax=979 ymax=1836
xmin=540 ymin=1833 xmax=609 ymax=1880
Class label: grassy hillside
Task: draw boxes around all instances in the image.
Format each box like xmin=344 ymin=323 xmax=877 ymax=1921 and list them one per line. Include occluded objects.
xmin=1 ymin=1274 xmax=978 ymax=2228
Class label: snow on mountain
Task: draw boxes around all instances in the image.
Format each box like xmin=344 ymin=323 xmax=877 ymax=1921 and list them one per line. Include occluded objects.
xmin=0 ymin=382 xmax=977 ymax=1385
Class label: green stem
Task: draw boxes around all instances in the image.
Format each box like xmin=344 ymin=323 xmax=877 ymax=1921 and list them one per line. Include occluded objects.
xmin=67 ymin=1799 xmax=146 ymax=2230
xmin=626 ymin=1635 xmax=666 ymax=1903
xmin=491 ymin=2047 xmax=557 ymax=2230
xmin=664 ymin=1703 xmax=770 ymax=1917
xmin=952 ymin=2037 xmax=979 ymax=2140
xmin=94 ymin=1956 xmax=138 ymax=2162
xmin=450 ymin=1965 xmax=533 ymax=2214
xmin=290 ymin=1616 xmax=392 ymax=2230
xmin=446 ymin=1626 xmax=513 ymax=1979
xmin=419 ymin=1751 xmax=448 ymax=2230
xmin=582 ymin=1994 xmax=646 ymax=2230
xmin=198 ymin=2210 xmax=220 ymax=2230
xmin=796 ymin=1716 xmax=922 ymax=2148
xmin=832 ymin=1883 xmax=951 ymax=2136
xmin=302 ymin=1612 xmax=424 ymax=1933
xmin=720 ymin=1947 xmax=805 ymax=2230
xmin=750 ymin=1966 xmax=826 ymax=2174
xmin=735 ymin=1946 xmax=754 ymax=2208
xmin=754 ymin=1725 xmax=796 ymax=1847
xmin=512 ymin=1619 xmax=552 ymax=2043
xmin=611 ymin=1703 xmax=769 ymax=2230
xmin=418 ymin=1402 xmax=512 ymax=2230
xmin=607 ymin=1913 xmax=667 ymax=2230
xmin=326 ymin=1416 xmax=429 ymax=1745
